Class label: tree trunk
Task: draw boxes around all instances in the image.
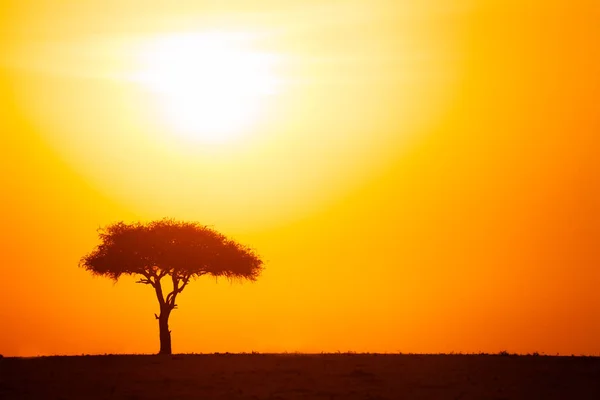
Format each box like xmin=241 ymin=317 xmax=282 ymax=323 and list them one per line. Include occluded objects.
xmin=158 ymin=309 xmax=172 ymax=355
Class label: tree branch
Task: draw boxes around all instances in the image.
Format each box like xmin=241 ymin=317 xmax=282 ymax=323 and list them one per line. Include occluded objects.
xmin=176 ymin=275 xmax=191 ymax=294
xmin=154 ymin=277 xmax=166 ymax=308
xmin=158 ymin=269 xmax=169 ymax=279
xmin=165 ymin=275 xmax=179 ymax=307
xmin=165 ymin=273 xmax=194 ymax=308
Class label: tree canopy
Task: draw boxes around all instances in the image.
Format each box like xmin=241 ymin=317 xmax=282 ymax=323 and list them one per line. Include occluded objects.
xmin=80 ymin=219 xmax=263 ymax=283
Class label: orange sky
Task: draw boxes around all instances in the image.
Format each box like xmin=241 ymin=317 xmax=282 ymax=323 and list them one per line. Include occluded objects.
xmin=1 ymin=0 xmax=599 ymax=357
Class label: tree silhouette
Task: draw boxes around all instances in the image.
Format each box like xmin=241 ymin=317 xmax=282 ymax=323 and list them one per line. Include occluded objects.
xmin=80 ymin=219 xmax=263 ymax=355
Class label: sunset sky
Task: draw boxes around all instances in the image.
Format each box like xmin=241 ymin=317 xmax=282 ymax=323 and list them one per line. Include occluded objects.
xmin=1 ymin=0 xmax=599 ymax=357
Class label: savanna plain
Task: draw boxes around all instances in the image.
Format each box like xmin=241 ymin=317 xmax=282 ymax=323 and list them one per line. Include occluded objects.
xmin=1 ymin=353 xmax=599 ymax=399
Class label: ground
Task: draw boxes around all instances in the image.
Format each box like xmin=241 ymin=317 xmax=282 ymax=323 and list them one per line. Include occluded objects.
xmin=1 ymin=354 xmax=599 ymax=399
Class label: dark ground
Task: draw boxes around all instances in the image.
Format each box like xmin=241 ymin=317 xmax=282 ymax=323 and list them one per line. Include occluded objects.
xmin=1 ymin=353 xmax=599 ymax=399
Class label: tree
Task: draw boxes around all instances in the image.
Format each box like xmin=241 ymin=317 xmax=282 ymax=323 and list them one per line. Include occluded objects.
xmin=80 ymin=219 xmax=263 ymax=355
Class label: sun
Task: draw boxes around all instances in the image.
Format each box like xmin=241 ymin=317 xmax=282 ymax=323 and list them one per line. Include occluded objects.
xmin=133 ymin=32 xmax=281 ymax=144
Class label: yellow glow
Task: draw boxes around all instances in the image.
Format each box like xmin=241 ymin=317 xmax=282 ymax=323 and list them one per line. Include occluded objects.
xmin=9 ymin=15 xmax=457 ymax=231
xmin=133 ymin=32 xmax=281 ymax=143
xmin=1 ymin=0 xmax=600 ymax=358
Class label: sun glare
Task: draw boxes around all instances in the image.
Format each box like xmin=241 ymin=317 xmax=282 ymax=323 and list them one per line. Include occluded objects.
xmin=134 ymin=32 xmax=281 ymax=143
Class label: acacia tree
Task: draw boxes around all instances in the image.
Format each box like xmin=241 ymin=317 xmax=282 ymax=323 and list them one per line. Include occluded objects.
xmin=80 ymin=219 xmax=263 ymax=355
